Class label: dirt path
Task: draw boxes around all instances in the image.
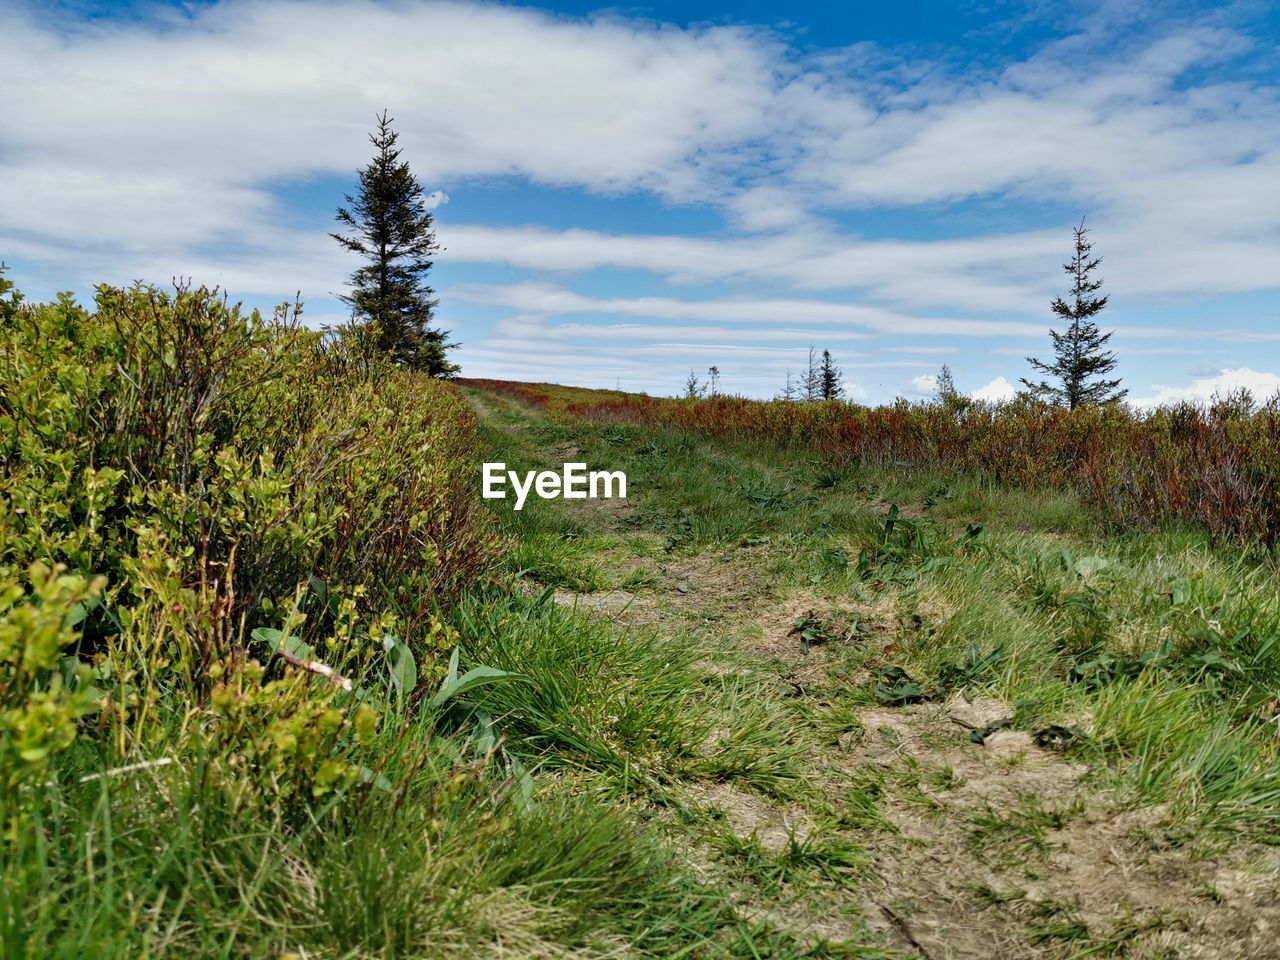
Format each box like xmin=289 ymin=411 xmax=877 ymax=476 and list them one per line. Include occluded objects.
xmin=467 ymin=386 xmax=1280 ymax=960
xmin=584 ymin=547 xmax=1280 ymax=959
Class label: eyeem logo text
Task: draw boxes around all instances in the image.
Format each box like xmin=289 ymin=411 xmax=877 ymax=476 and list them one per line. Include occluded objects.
xmin=482 ymin=462 xmax=627 ymax=511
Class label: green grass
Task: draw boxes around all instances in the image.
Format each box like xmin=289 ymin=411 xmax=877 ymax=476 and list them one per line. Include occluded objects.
xmin=456 ymin=384 xmax=1280 ymax=956
xmin=5 ymin=720 xmax=761 ymax=960
xmin=14 ymin=371 xmax=1280 ymax=958
xmin=471 ymin=386 xmax=1280 ymax=848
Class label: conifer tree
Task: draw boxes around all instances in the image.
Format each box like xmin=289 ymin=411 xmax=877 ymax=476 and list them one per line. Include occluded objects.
xmin=684 ymin=369 xmax=702 ymax=398
xmin=777 ymin=368 xmax=798 ymax=402
xmin=819 ymin=349 xmax=842 ymax=401
xmin=707 ymin=365 xmax=721 ymax=396
xmin=802 ymin=347 xmax=820 ymax=402
xmin=1021 ymin=221 xmax=1125 ymax=408
xmin=935 ymin=363 xmax=958 ymax=402
xmin=332 ymin=111 xmax=457 ymax=374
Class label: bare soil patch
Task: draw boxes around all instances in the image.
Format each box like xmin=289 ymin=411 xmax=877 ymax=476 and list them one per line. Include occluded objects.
xmin=747 ymin=592 xmax=894 ymax=681
xmin=843 ymin=699 xmax=1280 ymax=959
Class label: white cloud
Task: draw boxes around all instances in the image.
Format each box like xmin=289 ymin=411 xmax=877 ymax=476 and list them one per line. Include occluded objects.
xmin=487 ymin=315 xmax=870 ymax=348
xmin=0 ymin=0 xmax=779 ymax=291
xmin=2 ymin=0 xmax=1278 ymax=404
xmin=0 ymin=1 xmax=1275 ymax=320
xmin=418 ymin=191 xmax=449 ymax=211
xmin=1132 ymin=367 xmax=1280 ymax=407
xmin=909 ymin=374 xmax=940 ymax=395
xmin=843 ymin=381 xmax=871 ymax=403
xmin=443 ymin=223 xmax=1061 ymax=312
xmin=971 ymin=376 xmax=1018 ymax=402
xmin=449 ymin=281 xmax=1046 ymax=336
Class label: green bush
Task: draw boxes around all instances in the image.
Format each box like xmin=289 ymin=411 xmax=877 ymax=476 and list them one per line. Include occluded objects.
xmin=0 ymin=274 xmax=496 ymax=799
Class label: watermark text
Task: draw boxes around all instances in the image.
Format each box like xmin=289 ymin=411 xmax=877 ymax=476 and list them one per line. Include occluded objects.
xmin=482 ymin=462 xmax=627 ymax=510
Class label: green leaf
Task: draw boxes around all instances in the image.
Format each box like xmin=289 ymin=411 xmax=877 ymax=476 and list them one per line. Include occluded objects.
xmin=66 ymin=601 xmax=90 ymax=628
xmin=1186 ymin=651 xmax=1240 ymax=673
xmin=256 ymin=627 xmax=313 ymax=660
xmin=429 ymin=666 xmax=527 ymax=709
xmin=387 ymin=641 xmax=417 ymax=699
xmin=252 ymin=627 xmax=282 ymax=646
xmin=1072 ymin=555 xmax=1111 ymax=577
xmin=280 ymin=634 xmax=312 ymax=659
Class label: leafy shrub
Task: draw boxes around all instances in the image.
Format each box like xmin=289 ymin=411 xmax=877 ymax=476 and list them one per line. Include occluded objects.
xmin=0 ymin=274 xmax=497 ymax=797
xmin=0 ymin=563 xmax=102 ymax=789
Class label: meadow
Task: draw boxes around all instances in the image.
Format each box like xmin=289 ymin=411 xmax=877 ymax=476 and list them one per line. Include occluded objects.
xmin=465 ymin=378 xmax=1280 ymax=547
xmin=5 ymin=275 xmax=1280 ymax=959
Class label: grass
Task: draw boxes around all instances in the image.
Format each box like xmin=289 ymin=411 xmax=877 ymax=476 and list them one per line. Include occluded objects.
xmin=452 ymin=381 xmax=1280 ymax=956
xmin=469 ymin=377 xmax=1280 ymax=548
xmin=11 ymin=302 xmax=1280 ymax=960
xmin=0 ymin=284 xmax=846 ymax=960
xmin=7 ymin=720 xmax=757 ymax=959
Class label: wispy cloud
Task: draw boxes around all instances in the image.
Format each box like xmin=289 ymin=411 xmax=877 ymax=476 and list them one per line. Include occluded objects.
xmin=451 ymin=282 xmax=1049 ymax=335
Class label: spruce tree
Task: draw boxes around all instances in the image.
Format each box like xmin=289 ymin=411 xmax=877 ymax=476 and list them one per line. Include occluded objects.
xmin=802 ymin=347 xmax=820 ymax=401
xmin=776 ymin=368 xmax=798 ymax=402
xmin=684 ymin=369 xmax=702 ymax=398
xmin=935 ymin=363 xmax=958 ymax=402
xmin=707 ymin=365 xmax=721 ymax=396
xmin=819 ymin=350 xmax=842 ymax=401
xmin=1021 ymin=221 xmax=1125 ymax=408
xmin=332 ymin=111 xmax=457 ymax=375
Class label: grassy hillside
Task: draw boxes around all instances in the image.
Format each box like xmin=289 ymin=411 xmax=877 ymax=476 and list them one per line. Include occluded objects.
xmin=464 ymin=379 xmax=1280 ymax=958
xmin=471 ymin=378 xmax=1280 ymax=547
xmin=6 ymin=288 xmax=1280 ymax=960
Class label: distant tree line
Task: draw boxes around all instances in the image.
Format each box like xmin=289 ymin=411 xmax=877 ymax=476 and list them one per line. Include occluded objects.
xmin=685 ymin=349 xmax=847 ymax=402
xmin=775 ymin=348 xmax=843 ymax=402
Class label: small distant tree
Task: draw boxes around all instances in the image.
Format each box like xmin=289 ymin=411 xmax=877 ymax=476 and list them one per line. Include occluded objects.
xmin=684 ymin=368 xmax=702 ymax=399
xmin=802 ymin=347 xmax=820 ymax=402
xmin=707 ymin=365 xmax=721 ymax=397
xmin=1021 ymin=220 xmax=1125 ymax=409
xmin=935 ymin=363 xmax=958 ymax=402
xmin=776 ymin=368 xmax=798 ymax=402
xmin=819 ymin=350 xmax=842 ymax=401
xmin=332 ymin=111 xmax=457 ymax=375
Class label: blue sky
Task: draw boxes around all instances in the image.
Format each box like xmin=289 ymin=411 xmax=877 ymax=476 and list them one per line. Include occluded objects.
xmin=3 ymin=0 xmax=1278 ymax=403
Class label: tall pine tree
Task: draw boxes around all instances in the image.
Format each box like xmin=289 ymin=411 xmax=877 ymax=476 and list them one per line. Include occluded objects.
xmin=332 ymin=112 xmax=457 ymax=375
xmin=1021 ymin=220 xmax=1125 ymax=408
